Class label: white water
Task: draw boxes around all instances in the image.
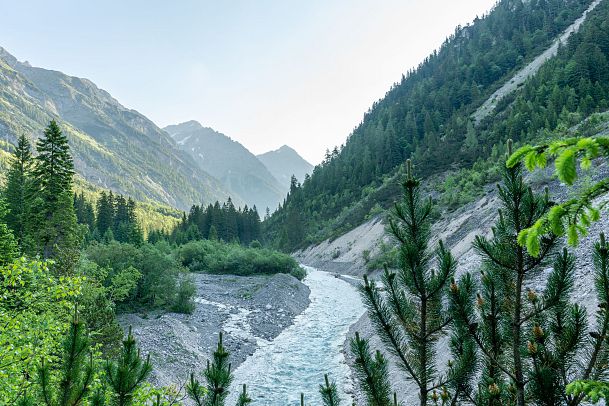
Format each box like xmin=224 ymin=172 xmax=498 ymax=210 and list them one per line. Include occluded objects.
xmin=227 ymin=267 xmax=366 ymax=405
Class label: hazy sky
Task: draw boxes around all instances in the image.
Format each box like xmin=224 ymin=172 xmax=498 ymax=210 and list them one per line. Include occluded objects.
xmin=1 ymin=0 xmax=496 ymax=164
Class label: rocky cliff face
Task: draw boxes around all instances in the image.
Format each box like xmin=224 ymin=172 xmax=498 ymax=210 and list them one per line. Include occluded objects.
xmin=0 ymin=46 xmax=232 ymax=209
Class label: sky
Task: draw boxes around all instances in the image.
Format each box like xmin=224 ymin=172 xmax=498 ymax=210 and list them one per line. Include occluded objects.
xmin=0 ymin=0 xmax=496 ymax=165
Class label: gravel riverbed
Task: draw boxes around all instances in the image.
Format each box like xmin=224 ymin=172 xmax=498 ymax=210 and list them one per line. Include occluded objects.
xmin=119 ymin=272 xmax=310 ymax=390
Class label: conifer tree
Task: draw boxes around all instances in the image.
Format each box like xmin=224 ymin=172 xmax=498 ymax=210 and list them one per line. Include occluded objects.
xmin=355 ymin=160 xmax=465 ymax=406
xmin=449 ymin=141 xmax=583 ymax=406
xmin=566 ymin=233 xmax=609 ymax=406
xmin=33 ymin=120 xmax=75 ymax=210
xmin=320 ymin=374 xmax=340 ymax=406
xmin=104 ymin=326 xmax=152 ymax=406
xmin=188 ymin=332 xmax=246 ymax=406
xmin=0 ymin=198 xmax=18 ymax=266
xmin=235 ymin=384 xmax=252 ymax=406
xmin=350 ymin=332 xmax=392 ymax=406
xmin=3 ymin=133 xmax=33 ymax=245
xmin=36 ymin=309 xmax=95 ymax=406
xmin=30 ymin=120 xmax=81 ymax=267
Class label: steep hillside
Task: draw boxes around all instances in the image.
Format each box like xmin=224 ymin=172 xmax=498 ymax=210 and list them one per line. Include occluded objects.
xmin=0 ymin=47 xmax=232 ymax=210
xmin=266 ymin=0 xmax=607 ymax=251
xmin=165 ymin=121 xmax=284 ymax=211
xmin=256 ymin=145 xmax=313 ymax=193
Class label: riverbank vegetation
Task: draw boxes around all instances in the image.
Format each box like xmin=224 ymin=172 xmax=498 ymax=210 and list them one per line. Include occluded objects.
xmin=0 ymin=121 xmax=305 ymax=404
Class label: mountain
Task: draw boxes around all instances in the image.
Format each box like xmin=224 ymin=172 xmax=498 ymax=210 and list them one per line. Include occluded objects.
xmin=164 ymin=121 xmax=285 ymax=211
xmin=265 ymin=0 xmax=608 ymax=251
xmin=0 ymin=46 xmax=232 ymax=210
xmin=256 ymin=145 xmax=313 ymax=192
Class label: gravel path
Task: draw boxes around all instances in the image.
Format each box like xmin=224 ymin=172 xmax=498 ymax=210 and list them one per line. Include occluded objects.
xmin=119 ymin=272 xmax=310 ymax=391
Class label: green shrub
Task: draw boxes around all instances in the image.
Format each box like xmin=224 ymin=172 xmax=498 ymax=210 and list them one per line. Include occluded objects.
xmin=176 ymin=240 xmax=301 ymax=277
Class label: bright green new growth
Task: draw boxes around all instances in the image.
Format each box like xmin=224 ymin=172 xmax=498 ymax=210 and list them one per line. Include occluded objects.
xmin=507 ymin=125 xmax=609 ymax=256
xmin=567 ymin=380 xmax=609 ymax=404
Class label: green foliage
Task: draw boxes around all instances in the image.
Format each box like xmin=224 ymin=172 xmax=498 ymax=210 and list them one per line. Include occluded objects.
xmin=319 ymin=374 xmax=341 ymax=406
xmin=355 ymin=162 xmax=465 ymax=405
xmin=567 ymin=380 xmax=609 ymax=403
xmin=0 ymin=258 xmax=82 ymax=404
xmin=2 ymin=133 xmax=33 ymax=244
xmin=84 ymin=241 xmax=192 ymax=312
xmin=176 ymin=239 xmax=303 ymax=278
xmin=350 ymin=332 xmax=393 ymax=406
xmin=188 ymin=333 xmax=237 ymax=406
xmin=104 ymin=327 xmax=153 ymax=406
xmin=36 ymin=310 xmax=95 ymax=406
xmin=0 ymin=198 xmax=18 ymax=266
xmin=508 ymin=121 xmax=609 ymax=255
xmin=235 ymin=384 xmax=252 ymax=406
xmin=171 ymin=199 xmax=261 ymax=246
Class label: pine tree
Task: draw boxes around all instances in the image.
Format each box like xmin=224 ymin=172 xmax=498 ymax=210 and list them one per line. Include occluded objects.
xmin=36 ymin=309 xmax=95 ymax=406
xmin=319 ymin=374 xmax=340 ymax=406
xmin=566 ymin=233 xmax=609 ymax=406
xmin=3 ymin=133 xmax=33 ymax=245
xmin=449 ymin=141 xmax=565 ymax=406
xmin=350 ymin=332 xmax=393 ymax=406
xmin=104 ymin=326 xmax=152 ymax=406
xmin=356 ymin=160 xmax=464 ymax=406
xmin=187 ymin=332 xmax=236 ymax=406
xmin=235 ymin=385 xmax=252 ymax=406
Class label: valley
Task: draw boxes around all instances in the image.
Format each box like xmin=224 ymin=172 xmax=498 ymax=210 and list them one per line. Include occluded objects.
xmin=2 ymin=0 xmax=609 ymax=405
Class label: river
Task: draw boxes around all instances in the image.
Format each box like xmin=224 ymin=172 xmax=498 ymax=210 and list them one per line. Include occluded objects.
xmin=227 ymin=266 xmax=366 ymax=405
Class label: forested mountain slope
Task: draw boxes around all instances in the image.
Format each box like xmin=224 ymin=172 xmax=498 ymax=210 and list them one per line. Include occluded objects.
xmin=256 ymin=145 xmax=313 ymax=193
xmin=266 ymin=0 xmax=609 ymax=251
xmin=165 ymin=121 xmax=284 ymax=211
xmin=0 ymin=47 xmax=232 ymax=210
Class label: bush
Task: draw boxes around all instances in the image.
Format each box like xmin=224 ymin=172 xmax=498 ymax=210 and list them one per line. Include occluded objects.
xmin=84 ymin=241 xmax=193 ymax=312
xmin=176 ymin=240 xmax=301 ymax=277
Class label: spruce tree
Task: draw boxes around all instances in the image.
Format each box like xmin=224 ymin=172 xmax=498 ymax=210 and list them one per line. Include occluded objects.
xmin=3 ymin=133 xmax=33 ymax=245
xmin=355 ymin=160 xmax=466 ymax=406
xmin=33 ymin=120 xmax=75 ymax=210
xmin=104 ymin=326 xmax=152 ymax=406
xmin=36 ymin=309 xmax=95 ymax=406
xmin=30 ymin=120 xmax=81 ymax=267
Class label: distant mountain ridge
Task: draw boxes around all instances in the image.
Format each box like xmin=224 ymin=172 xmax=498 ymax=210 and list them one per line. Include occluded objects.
xmin=164 ymin=121 xmax=286 ymax=211
xmin=0 ymin=46 xmax=232 ymax=210
xmin=257 ymin=145 xmax=313 ymax=191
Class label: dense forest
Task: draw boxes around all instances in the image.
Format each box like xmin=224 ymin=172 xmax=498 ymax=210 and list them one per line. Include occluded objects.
xmin=264 ymin=0 xmax=609 ymax=251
